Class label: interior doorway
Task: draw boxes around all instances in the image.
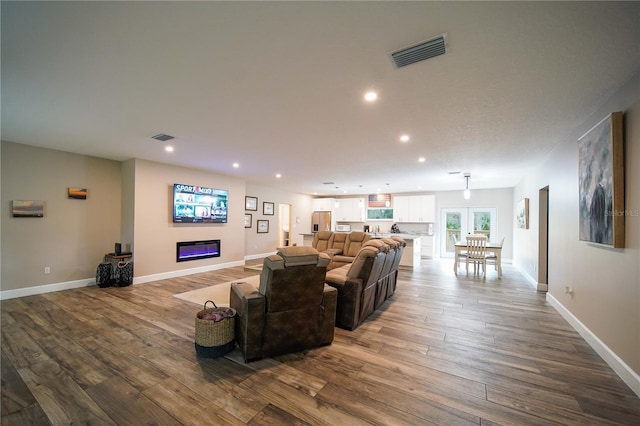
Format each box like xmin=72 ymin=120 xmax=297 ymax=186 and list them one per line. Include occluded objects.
xmin=537 ymin=186 xmax=549 ymax=291
xmin=278 ymin=204 xmax=292 ymax=247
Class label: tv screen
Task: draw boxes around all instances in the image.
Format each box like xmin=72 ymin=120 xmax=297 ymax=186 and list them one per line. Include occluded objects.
xmin=173 ymin=183 xmax=228 ymax=223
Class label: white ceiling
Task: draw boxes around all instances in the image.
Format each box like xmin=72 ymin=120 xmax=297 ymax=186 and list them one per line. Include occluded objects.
xmin=2 ymin=1 xmax=639 ymax=196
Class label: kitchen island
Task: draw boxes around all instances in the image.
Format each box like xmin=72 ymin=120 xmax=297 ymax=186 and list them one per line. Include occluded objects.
xmin=371 ymin=234 xmax=421 ymax=269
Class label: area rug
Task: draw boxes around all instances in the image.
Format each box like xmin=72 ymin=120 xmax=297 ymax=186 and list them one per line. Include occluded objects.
xmin=173 ymin=275 xmax=260 ymax=307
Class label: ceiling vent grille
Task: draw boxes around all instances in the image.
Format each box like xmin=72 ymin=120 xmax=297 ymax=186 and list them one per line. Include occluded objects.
xmin=152 ymin=133 xmax=175 ymax=142
xmin=391 ymin=34 xmax=447 ymax=69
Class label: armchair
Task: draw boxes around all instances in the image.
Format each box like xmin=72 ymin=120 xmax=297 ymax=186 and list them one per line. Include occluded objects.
xmin=230 ymin=247 xmax=337 ymax=362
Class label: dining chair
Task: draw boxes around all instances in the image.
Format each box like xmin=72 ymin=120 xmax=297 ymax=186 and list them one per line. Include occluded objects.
xmin=466 ymin=236 xmax=487 ymax=277
xmin=485 ymin=235 xmax=505 ymax=271
xmin=451 ymin=233 xmax=466 ymax=267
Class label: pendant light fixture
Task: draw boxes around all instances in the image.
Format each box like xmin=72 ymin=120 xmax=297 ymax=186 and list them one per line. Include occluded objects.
xmin=463 ymin=173 xmax=471 ymax=200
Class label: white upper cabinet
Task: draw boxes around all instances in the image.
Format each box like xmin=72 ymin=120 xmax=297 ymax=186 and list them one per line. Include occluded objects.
xmin=393 ymin=196 xmax=410 ymax=222
xmin=312 ymin=198 xmax=334 ymax=212
xmin=395 ymin=195 xmax=435 ymax=223
xmin=335 ymin=198 xmax=365 ymax=221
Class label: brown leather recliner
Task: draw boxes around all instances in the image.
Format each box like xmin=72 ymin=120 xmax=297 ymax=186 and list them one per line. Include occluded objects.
xmin=375 ymin=239 xmax=398 ymax=308
xmin=389 ymin=237 xmax=407 ymax=297
xmin=312 ymin=230 xmax=333 ymax=253
xmin=230 ymin=247 xmax=337 ymax=362
xmin=329 ymin=231 xmax=371 ymax=270
xmin=324 ymin=241 xmax=386 ymax=330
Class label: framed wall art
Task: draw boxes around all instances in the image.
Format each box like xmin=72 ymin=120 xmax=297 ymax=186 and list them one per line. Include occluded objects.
xmin=257 ymin=219 xmax=269 ymax=233
xmin=244 ymin=213 xmax=252 ymax=228
xmin=578 ymin=111 xmax=624 ymax=248
xmin=245 ymin=196 xmax=257 ymax=211
xmin=516 ymin=198 xmax=529 ymax=229
xmin=68 ymin=187 xmax=87 ymax=199
xmin=12 ymin=200 xmax=44 ymax=217
xmin=263 ymin=201 xmax=274 ymax=215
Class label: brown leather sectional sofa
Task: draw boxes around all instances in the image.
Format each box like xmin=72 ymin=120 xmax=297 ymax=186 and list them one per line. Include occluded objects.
xmin=312 ymin=231 xmax=371 ymax=270
xmin=230 ymin=238 xmax=406 ymax=362
xmin=322 ymin=235 xmax=406 ymax=330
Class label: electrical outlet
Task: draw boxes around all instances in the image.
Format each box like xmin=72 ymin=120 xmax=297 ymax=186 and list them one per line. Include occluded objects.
xmin=44 ymin=266 xmax=51 ymax=274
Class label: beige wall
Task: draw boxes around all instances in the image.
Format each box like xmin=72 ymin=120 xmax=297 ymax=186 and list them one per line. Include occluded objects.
xmin=244 ymin=182 xmax=313 ymax=257
xmin=1 ymin=141 xmax=122 ymax=291
xmin=130 ymin=159 xmax=246 ymax=278
xmin=514 ymin=72 xmax=640 ymax=374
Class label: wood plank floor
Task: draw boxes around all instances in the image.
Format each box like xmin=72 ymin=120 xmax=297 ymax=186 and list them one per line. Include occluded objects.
xmin=2 ymin=258 xmax=639 ymax=425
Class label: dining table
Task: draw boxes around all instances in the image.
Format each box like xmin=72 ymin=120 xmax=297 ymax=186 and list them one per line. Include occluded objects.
xmin=454 ymin=240 xmax=503 ymax=278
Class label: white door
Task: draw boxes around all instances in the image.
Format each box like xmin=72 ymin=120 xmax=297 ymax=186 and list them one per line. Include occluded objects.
xmin=440 ymin=207 xmax=497 ymax=257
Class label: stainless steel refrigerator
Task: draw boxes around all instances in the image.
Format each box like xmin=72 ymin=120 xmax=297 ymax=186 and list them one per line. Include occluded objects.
xmin=311 ymin=211 xmax=331 ymax=232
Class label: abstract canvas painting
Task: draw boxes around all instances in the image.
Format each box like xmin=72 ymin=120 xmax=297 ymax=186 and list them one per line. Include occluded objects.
xmin=516 ymin=198 xmax=529 ymax=229
xmin=578 ymin=112 xmax=624 ymax=247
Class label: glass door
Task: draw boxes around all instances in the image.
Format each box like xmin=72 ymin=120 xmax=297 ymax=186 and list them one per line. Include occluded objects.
xmin=440 ymin=207 xmax=497 ymax=257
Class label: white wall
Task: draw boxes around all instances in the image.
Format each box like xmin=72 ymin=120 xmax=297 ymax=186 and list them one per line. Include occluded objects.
xmin=514 ymin=72 xmax=640 ymax=377
xmin=435 ymin=188 xmax=514 ymax=259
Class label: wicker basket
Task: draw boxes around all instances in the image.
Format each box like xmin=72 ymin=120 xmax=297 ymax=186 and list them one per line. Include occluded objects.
xmin=194 ymin=300 xmax=236 ymax=358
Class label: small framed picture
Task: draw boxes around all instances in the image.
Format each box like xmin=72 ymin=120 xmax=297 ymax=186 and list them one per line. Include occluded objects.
xmin=68 ymin=187 xmax=87 ymax=199
xmin=245 ymin=196 xmax=257 ymax=211
xmin=244 ymin=213 xmax=252 ymax=228
xmin=257 ymin=219 xmax=269 ymax=233
xmin=12 ymin=200 xmax=44 ymax=217
xmin=263 ymin=201 xmax=274 ymax=215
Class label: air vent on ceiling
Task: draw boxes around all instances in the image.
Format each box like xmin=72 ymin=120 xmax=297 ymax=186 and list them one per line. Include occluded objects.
xmin=391 ymin=33 xmax=447 ymax=69
xmin=152 ymin=133 xmax=175 ymax=142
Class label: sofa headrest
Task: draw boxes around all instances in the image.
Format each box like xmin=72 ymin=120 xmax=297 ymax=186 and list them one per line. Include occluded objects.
xmin=347 ymin=245 xmax=381 ymax=278
xmin=315 ymin=230 xmax=332 ymax=240
xmin=391 ymin=237 xmax=407 ymax=247
xmin=363 ymin=239 xmax=389 ymax=253
xmin=276 ymin=246 xmax=327 ymax=267
xmin=381 ymin=238 xmax=398 ymax=250
xmin=347 ymin=231 xmax=368 ymax=242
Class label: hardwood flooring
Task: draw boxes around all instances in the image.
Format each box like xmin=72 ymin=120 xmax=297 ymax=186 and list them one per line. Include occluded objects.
xmin=2 ymin=259 xmax=639 ymax=425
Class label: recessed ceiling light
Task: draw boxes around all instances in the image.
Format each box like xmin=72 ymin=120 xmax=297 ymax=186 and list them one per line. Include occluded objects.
xmin=232 ymin=162 xmax=239 ymax=168
xmin=165 ymin=146 xmax=174 ymax=152
xmin=418 ymin=157 xmax=426 ymax=162
xmin=276 ymin=173 xmax=282 ymax=178
xmin=400 ymin=134 xmax=410 ymax=142
xmin=364 ymin=91 xmax=378 ymax=102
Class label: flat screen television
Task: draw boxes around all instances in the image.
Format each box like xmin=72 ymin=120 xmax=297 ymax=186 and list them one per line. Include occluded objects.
xmin=173 ymin=183 xmax=228 ymax=223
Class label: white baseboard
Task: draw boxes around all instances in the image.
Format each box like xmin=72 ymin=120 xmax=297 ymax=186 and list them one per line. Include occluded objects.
xmin=133 ymin=260 xmax=245 ymax=284
xmin=0 ymin=259 xmax=245 ymax=300
xmin=244 ymin=252 xmax=274 ymax=261
xmin=547 ymin=293 xmax=640 ymax=398
xmin=0 ymin=278 xmax=95 ymax=300
xmin=512 ymin=262 xmax=539 ymax=289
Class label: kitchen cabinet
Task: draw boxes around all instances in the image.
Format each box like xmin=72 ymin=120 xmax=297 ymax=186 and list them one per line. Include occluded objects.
xmin=408 ymin=195 xmax=435 ymax=222
xmin=312 ymin=198 xmax=335 ymax=212
xmin=392 ymin=196 xmax=410 ymax=222
xmin=420 ymin=235 xmax=434 ymax=258
xmin=394 ymin=195 xmax=435 ymax=223
xmin=334 ymin=198 xmax=365 ymax=222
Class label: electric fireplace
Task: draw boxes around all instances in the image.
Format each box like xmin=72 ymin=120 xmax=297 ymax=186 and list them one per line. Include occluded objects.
xmin=176 ymin=240 xmax=220 ymax=262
